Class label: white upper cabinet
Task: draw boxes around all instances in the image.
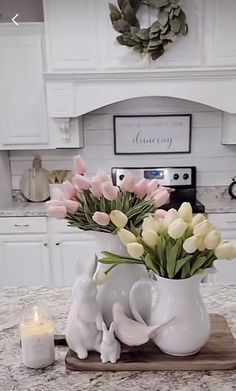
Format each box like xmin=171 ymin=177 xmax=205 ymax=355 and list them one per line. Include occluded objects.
xmin=205 ymin=0 xmax=236 ymax=66
xmin=221 ymin=113 xmax=236 ymax=145
xmin=0 ymin=24 xmax=49 ymax=149
xmin=43 ymin=0 xmax=99 ymax=71
xmin=43 ymin=0 xmax=236 ymax=73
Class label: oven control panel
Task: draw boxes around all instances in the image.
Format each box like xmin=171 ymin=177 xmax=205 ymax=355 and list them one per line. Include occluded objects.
xmin=112 ymin=167 xmax=195 ymax=187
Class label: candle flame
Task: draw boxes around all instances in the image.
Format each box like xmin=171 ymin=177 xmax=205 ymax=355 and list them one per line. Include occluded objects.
xmin=33 ymin=306 xmax=40 ymax=325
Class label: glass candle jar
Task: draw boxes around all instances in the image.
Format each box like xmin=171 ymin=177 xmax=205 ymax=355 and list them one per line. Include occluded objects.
xmin=20 ymin=305 xmax=55 ymax=369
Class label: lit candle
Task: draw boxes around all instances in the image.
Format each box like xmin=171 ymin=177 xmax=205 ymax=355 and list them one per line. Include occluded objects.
xmin=20 ymin=305 xmax=55 ymax=369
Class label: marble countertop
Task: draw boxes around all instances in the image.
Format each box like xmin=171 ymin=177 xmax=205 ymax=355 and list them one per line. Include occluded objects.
xmin=197 ymin=187 xmax=236 ymax=214
xmin=0 ymin=284 xmax=236 ymax=391
xmin=0 ymin=201 xmax=47 ymax=217
xmin=0 ymin=187 xmax=236 ymax=217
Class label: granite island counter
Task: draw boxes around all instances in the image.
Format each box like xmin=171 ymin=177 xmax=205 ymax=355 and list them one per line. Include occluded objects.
xmin=0 ymin=285 xmax=236 ymax=391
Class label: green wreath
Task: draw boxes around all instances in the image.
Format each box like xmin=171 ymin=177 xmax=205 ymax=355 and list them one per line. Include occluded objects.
xmin=109 ymin=0 xmax=188 ymax=60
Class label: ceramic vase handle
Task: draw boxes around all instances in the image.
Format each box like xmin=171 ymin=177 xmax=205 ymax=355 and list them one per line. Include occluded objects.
xmin=129 ymin=279 xmax=158 ymax=325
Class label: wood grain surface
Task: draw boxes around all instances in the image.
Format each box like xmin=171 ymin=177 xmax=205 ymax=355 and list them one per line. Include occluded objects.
xmin=65 ymin=314 xmax=236 ymax=371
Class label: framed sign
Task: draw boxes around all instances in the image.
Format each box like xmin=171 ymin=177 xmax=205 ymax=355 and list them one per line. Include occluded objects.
xmin=114 ymin=114 xmax=192 ymax=155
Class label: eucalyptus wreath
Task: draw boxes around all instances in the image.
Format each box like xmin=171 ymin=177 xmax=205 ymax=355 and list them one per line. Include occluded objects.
xmin=109 ymin=0 xmax=188 ymax=60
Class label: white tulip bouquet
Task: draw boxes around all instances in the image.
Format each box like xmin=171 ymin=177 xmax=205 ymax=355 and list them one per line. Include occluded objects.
xmin=47 ymin=155 xmax=170 ymax=233
xmin=99 ymin=202 xmax=236 ymax=279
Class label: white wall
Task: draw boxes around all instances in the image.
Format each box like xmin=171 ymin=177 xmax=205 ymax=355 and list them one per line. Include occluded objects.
xmin=10 ymin=97 xmax=236 ymax=188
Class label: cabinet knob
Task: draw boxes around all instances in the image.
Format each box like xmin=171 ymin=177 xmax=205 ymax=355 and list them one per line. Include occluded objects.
xmin=55 ymin=242 xmax=60 ymax=246
xmin=43 ymin=243 xmax=48 ymax=246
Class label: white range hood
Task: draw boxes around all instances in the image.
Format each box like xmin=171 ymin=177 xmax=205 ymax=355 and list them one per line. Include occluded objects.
xmin=45 ymin=69 xmax=236 ymax=117
xmin=43 ymin=0 xmax=236 ymax=142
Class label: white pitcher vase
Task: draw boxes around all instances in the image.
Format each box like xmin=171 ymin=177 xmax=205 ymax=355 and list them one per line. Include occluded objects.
xmin=129 ymin=272 xmax=211 ymax=356
xmin=89 ymin=231 xmax=150 ymax=326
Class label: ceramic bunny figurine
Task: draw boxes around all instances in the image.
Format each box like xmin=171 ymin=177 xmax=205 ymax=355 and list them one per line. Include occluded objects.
xmin=65 ymin=258 xmax=103 ymax=359
xmin=100 ymin=321 xmax=121 ymax=364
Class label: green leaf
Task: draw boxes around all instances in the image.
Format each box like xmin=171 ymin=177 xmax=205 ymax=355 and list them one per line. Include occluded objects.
xmin=144 ymin=254 xmax=160 ymax=274
xmin=99 ymin=257 xmax=142 ymax=265
xmin=130 ymin=26 xmax=142 ymax=42
xmin=158 ymin=11 xmax=169 ymax=27
xmin=122 ymin=3 xmax=140 ymax=27
xmin=166 ymin=240 xmax=181 ymax=278
xmin=150 ymin=20 xmax=161 ymax=34
xmin=180 ymin=262 xmax=190 ymax=278
xmin=109 ymin=3 xmax=122 ymax=22
xmin=113 ymin=19 xmax=130 ymax=33
xmin=136 ymin=28 xmax=150 ymax=41
xmin=190 ymin=256 xmax=207 ymax=276
xmin=150 ymin=46 xmax=164 ymax=60
xmin=130 ymin=0 xmax=140 ymax=12
xmin=145 ymin=0 xmax=170 ymax=8
xmin=170 ymin=17 xmax=181 ymax=33
xmin=181 ymin=23 xmax=188 ymax=36
xmin=174 ymin=255 xmax=192 ymax=276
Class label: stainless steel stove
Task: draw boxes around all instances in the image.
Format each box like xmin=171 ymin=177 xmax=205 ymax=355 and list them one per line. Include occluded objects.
xmin=111 ymin=166 xmax=205 ymax=213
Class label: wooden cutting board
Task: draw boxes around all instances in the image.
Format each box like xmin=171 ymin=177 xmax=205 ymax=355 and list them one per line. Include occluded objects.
xmin=65 ymin=314 xmax=236 ymax=371
xmin=20 ymin=155 xmax=50 ymax=202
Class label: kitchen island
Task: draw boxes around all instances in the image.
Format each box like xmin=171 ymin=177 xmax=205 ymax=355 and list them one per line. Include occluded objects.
xmin=0 ymin=285 xmax=235 ymax=391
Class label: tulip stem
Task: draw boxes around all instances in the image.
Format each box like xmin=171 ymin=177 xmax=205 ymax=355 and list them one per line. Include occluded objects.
xmin=104 ymin=264 xmax=117 ymax=275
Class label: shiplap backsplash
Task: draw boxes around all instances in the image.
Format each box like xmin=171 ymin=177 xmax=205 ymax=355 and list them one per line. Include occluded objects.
xmin=10 ymin=97 xmax=236 ymax=188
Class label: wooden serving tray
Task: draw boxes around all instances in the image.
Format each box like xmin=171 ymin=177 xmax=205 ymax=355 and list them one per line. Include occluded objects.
xmin=65 ymin=314 xmax=236 ymax=371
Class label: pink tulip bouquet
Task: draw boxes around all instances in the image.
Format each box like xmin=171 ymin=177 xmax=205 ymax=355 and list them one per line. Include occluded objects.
xmin=99 ymin=202 xmax=236 ymax=279
xmin=47 ymin=155 xmax=170 ymax=233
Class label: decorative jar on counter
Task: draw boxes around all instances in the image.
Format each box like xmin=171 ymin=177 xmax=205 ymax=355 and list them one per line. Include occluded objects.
xmin=20 ymin=305 xmax=55 ymax=369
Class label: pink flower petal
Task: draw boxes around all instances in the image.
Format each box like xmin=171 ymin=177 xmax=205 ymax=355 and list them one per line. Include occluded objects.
xmin=64 ymin=200 xmax=80 ymax=214
xmin=152 ymin=190 xmax=170 ymax=208
xmin=73 ymin=174 xmax=90 ymax=190
xmin=51 ymin=188 xmax=65 ymax=201
xmin=93 ymin=169 xmax=110 ymax=183
xmin=154 ymin=209 xmax=167 ymax=219
xmin=146 ymin=179 xmax=159 ymax=195
xmin=73 ymin=155 xmax=87 ymax=175
xmin=120 ymin=173 xmax=136 ymax=193
xmin=62 ymin=181 xmax=77 ymax=199
xmin=92 ymin=211 xmax=110 ymax=226
xmin=134 ymin=179 xmax=147 ymax=199
xmin=90 ymin=180 xmax=103 ymax=198
xmin=47 ymin=205 xmax=67 ymax=219
xmin=102 ymin=182 xmax=119 ymax=201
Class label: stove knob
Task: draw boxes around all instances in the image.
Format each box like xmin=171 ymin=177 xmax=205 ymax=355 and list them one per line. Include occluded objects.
xmin=119 ymin=174 xmax=125 ymax=181
xmin=183 ymin=173 xmax=189 ymax=180
xmin=173 ymin=173 xmax=179 ymax=180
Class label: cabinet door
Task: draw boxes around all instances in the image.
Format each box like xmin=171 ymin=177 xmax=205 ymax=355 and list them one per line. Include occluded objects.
xmin=205 ymin=0 xmax=236 ymax=66
xmin=0 ymin=24 xmax=49 ymax=149
xmin=0 ymin=234 xmax=51 ymax=288
xmin=44 ymin=0 xmax=99 ymax=71
xmin=50 ymin=234 xmax=97 ymax=287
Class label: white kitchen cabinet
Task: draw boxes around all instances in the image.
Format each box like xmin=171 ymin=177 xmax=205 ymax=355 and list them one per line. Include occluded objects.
xmin=205 ymin=0 xmax=236 ymax=66
xmin=0 ymin=24 xmax=49 ymax=150
xmin=207 ymin=213 xmax=236 ymax=284
xmin=49 ymin=233 xmax=97 ymax=287
xmin=43 ymin=0 xmax=99 ymax=71
xmin=48 ymin=217 xmax=97 ymax=286
xmin=43 ymin=0 xmax=204 ymax=72
xmin=0 ymin=217 xmax=51 ymax=287
xmin=221 ymin=113 xmax=236 ymax=145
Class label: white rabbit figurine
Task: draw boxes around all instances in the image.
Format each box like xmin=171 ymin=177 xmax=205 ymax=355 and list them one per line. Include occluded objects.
xmin=100 ymin=321 xmax=121 ymax=364
xmin=66 ymin=258 xmax=103 ymax=360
